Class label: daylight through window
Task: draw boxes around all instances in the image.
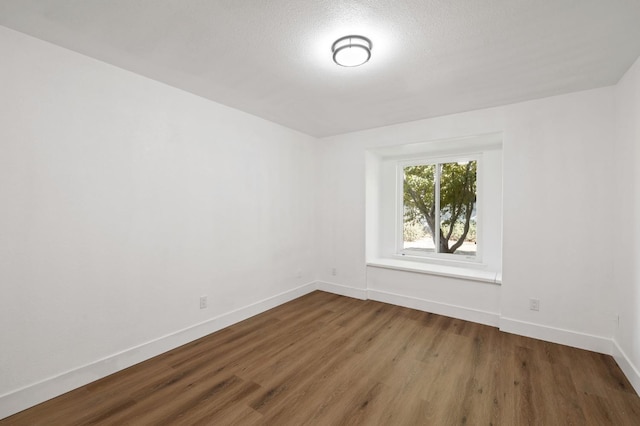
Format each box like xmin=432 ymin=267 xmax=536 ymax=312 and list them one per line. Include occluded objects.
xmin=401 ymin=159 xmax=478 ymax=260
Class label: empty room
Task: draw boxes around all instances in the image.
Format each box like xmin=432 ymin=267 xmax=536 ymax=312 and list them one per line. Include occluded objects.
xmin=1 ymin=1 xmax=640 ymax=424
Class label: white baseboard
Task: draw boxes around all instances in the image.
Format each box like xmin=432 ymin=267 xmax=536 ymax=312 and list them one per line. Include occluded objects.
xmin=0 ymin=282 xmax=316 ymax=420
xmin=315 ymin=281 xmax=368 ymax=300
xmin=3 ymin=281 xmax=633 ymax=420
xmin=612 ymin=339 xmax=640 ymax=395
xmin=367 ymin=289 xmax=500 ymax=327
xmin=499 ymin=317 xmax=613 ymax=355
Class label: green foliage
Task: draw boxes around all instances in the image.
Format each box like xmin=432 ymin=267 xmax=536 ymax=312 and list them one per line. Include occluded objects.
xmin=450 ymin=220 xmax=476 ymax=242
xmin=403 ymin=220 xmax=427 ymax=242
xmin=403 ymin=161 xmax=477 ymax=254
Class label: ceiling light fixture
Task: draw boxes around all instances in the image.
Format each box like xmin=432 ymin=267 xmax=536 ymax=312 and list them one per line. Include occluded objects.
xmin=332 ymin=35 xmax=372 ymax=67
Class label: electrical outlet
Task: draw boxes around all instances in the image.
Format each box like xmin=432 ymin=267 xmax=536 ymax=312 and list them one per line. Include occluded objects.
xmin=529 ymin=298 xmax=540 ymax=311
xmin=331 ymin=267 xmax=337 ymax=276
xmin=200 ymin=295 xmax=207 ymax=310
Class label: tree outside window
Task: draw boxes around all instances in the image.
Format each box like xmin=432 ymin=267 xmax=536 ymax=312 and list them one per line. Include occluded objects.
xmin=402 ymin=160 xmax=477 ymax=258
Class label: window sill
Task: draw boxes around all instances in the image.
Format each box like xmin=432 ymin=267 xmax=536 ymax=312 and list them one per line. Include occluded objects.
xmin=366 ymin=258 xmax=502 ymax=284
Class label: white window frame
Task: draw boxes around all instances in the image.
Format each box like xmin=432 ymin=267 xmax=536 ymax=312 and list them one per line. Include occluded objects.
xmin=395 ymin=153 xmax=483 ymax=265
xmin=365 ymin=132 xmax=502 ymax=282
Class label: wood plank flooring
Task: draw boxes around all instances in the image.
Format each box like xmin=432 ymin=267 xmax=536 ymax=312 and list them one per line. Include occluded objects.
xmin=3 ymin=291 xmax=639 ymax=425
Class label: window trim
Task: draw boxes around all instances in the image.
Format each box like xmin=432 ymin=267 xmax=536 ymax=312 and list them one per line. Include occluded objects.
xmin=395 ymin=153 xmax=483 ymax=265
xmin=364 ymin=132 xmax=503 ymax=283
xmin=366 ymin=258 xmax=502 ymax=284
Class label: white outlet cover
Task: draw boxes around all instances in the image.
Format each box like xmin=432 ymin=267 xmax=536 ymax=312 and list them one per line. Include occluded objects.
xmin=529 ymin=299 xmax=540 ymax=311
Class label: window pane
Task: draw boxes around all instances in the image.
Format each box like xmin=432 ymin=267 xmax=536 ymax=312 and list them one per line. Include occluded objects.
xmin=439 ymin=161 xmax=477 ymax=257
xmin=403 ymin=165 xmax=436 ymax=253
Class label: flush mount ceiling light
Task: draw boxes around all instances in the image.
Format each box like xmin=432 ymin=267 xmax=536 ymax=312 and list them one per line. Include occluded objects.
xmin=332 ymin=35 xmax=372 ymax=67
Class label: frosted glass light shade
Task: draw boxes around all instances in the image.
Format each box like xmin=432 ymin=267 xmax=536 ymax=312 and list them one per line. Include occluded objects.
xmin=332 ymin=35 xmax=372 ymax=67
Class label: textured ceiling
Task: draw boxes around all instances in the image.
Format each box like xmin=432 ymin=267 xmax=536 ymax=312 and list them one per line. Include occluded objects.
xmin=1 ymin=0 xmax=640 ymax=137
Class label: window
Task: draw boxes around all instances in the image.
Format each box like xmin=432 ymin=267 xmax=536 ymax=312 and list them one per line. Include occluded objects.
xmin=365 ymin=133 xmax=502 ymax=280
xmin=400 ymin=157 xmax=479 ymax=261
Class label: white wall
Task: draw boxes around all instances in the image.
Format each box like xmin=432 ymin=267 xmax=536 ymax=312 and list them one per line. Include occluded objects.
xmin=0 ymin=26 xmax=318 ymax=417
xmin=613 ymin=55 xmax=640 ymax=392
xmin=500 ymin=88 xmax=616 ymax=351
xmin=318 ymin=86 xmax=616 ymax=352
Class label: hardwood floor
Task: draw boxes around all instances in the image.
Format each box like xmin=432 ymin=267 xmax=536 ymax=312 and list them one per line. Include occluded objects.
xmin=3 ymin=291 xmax=639 ymax=425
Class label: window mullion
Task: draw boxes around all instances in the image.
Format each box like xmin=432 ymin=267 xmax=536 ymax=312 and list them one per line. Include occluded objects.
xmin=435 ymin=163 xmax=441 ymax=253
